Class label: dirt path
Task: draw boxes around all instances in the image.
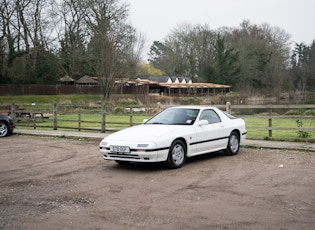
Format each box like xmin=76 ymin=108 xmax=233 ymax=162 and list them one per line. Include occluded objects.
xmin=1 ymin=135 xmax=315 ymax=229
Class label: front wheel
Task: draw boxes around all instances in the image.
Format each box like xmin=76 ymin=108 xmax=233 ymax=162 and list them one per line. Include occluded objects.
xmin=225 ymin=131 xmax=240 ymax=155
xmin=0 ymin=121 xmax=9 ymax=137
xmin=166 ymin=140 xmax=186 ymax=169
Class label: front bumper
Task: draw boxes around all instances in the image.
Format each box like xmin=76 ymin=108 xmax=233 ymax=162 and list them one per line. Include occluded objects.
xmin=99 ymin=146 xmax=169 ymax=163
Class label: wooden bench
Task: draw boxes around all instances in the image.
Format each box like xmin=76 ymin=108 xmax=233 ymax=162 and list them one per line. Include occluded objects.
xmin=13 ymin=111 xmax=50 ymax=121
xmin=1 ymin=104 xmax=50 ymax=122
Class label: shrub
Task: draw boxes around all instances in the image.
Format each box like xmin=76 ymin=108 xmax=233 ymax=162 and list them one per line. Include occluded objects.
xmin=285 ymin=110 xmax=301 ymax=116
xmin=118 ymin=99 xmax=138 ymax=106
xmin=180 ymin=97 xmax=202 ymax=105
xmin=305 ymin=110 xmax=315 ymax=116
xmin=296 ymin=119 xmax=311 ymax=138
xmin=114 ymin=107 xmax=125 ymax=114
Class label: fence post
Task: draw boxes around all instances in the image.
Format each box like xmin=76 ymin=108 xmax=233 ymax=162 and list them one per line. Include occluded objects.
xmin=226 ymin=102 xmax=231 ymax=113
xmin=78 ymin=112 xmax=81 ymax=132
xmin=101 ymin=102 xmax=106 ymax=133
xmin=33 ymin=115 xmax=37 ymax=129
xmin=32 ymin=103 xmax=36 ymax=129
xmin=130 ymin=107 xmax=133 ymax=127
xmin=10 ymin=102 xmax=16 ymax=123
xmin=53 ymin=102 xmax=57 ymax=130
xmin=268 ymin=106 xmax=272 ymax=137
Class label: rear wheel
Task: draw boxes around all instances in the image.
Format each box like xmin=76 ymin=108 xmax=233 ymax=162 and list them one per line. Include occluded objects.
xmin=166 ymin=140 xmax=186 ymax=169
xmin=0 ymin=121 xmax=9 ymax=137
xmin=225 ymin=131 xmax=240 ymax=155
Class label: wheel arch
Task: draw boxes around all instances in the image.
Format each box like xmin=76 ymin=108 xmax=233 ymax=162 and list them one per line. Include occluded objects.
xmin=172 ymin=137 xmax=188 ymax=151
xmin=224 ymin=129 xmax=241 ymax=156
xmin=231 ymin=129 xmax=240 ymax=140
xmin=0 ymin=119 xmax=10 ymax=127
xmin=165 ymin=137 xmax=188 ymax=169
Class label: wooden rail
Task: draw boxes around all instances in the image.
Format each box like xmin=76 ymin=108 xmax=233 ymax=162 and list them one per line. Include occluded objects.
xmin=1 ymin=102 xmax=314 ymax=140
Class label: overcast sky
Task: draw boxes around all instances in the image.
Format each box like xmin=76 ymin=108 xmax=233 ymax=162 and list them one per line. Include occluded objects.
xmin=127 ymin=0 xmax=315 ymax=58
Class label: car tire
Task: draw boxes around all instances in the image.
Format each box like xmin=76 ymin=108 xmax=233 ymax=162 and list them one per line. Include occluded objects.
xmin=0 ymin=121 xmax=9 ymax=137
xmin=225 ymin=131 xmax=240 ymax=155
xmin=166 ymin=139 xmax=187 ymax=169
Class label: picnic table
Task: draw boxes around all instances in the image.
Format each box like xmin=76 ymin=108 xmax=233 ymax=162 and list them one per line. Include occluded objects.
xmin=8 ymin=109 xmax=49 ymax=121
xmin=13 ymin=111 xmax=49 ymax=119
xmin=1 ymin=105 xmax=49 ymax=122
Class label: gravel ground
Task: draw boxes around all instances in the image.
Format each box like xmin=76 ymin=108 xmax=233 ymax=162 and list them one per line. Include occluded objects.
xmin=1 ymin=135 xmax=315 ymax=230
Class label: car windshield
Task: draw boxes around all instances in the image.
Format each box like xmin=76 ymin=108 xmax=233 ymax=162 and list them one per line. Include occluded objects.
xmin=145 ymin=108 xmax=200 ymax=125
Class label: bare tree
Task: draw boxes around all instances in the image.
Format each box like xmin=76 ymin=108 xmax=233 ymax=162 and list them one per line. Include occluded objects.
xmin=0 ymin=0 xmax=16 ymax=66
xmin=55 ymin=0 xmax=88 ymax=77
xmin=0 ymin=0 xmax=55 ymax=82
xmin=229 ymin=20 xmax=291 ymax=94
xmin=149 ymin=23 xmax=216 ymax=79
xmin=79 ymin=0 xmax=143 ymax=99
xmin=291 ymin=42 xmax=315 ymax=92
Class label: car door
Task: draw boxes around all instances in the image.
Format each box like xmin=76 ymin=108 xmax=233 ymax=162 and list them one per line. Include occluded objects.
xmin=193 ymin=109 xmax=227 ymax=155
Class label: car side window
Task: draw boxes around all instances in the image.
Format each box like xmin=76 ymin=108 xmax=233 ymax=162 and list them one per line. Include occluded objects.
xmin=199 ymin=109 xmax=221 ymax=124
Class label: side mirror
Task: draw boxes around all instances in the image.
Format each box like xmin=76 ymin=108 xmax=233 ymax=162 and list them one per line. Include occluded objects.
xmin=198 ymin=120 xmax=209 ymax=126
xmin=143 ymin=119 xmax=148 ymax=123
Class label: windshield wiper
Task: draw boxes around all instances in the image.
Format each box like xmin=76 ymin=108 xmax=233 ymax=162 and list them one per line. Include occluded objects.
xmin=170 ymin=123 xmax=188 ymax=125
xmin=146 ymin=122 xmax=165 ymax=125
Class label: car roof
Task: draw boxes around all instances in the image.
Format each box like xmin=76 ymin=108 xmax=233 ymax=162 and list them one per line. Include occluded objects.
xmin=167 ymin=105 xmax=220 ymax=110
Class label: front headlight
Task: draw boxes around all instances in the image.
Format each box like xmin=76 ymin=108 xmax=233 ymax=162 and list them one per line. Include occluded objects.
xmin=100 ymin=141 xmax=107 ymax=146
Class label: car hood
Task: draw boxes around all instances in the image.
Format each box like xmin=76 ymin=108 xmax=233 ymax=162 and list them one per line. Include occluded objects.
xmin=105 ymin=124 xmax=188 ymax=142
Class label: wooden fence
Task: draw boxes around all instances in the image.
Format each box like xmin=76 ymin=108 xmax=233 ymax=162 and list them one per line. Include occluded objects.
xmin=1 ymin=102 xmax=314 ymax=140
xmin=230 ymin=104 xmax=315 ymax=139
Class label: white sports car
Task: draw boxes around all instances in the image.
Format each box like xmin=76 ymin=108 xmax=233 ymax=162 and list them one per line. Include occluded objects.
xmin=99 ymin=106 xmax=247 ymax=169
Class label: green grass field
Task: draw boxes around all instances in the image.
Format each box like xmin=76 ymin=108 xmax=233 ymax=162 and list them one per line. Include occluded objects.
xmin=14 ymin=113 xmax=314 ymax=141
xmin=1 ymin=94 xmax=314 ymax=141
xmin=244 ymin=118 xmax=314 ymax=140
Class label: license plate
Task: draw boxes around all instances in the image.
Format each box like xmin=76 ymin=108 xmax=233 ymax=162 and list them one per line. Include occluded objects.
xmin=110 ymin=145 xmax=130 ymax=153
